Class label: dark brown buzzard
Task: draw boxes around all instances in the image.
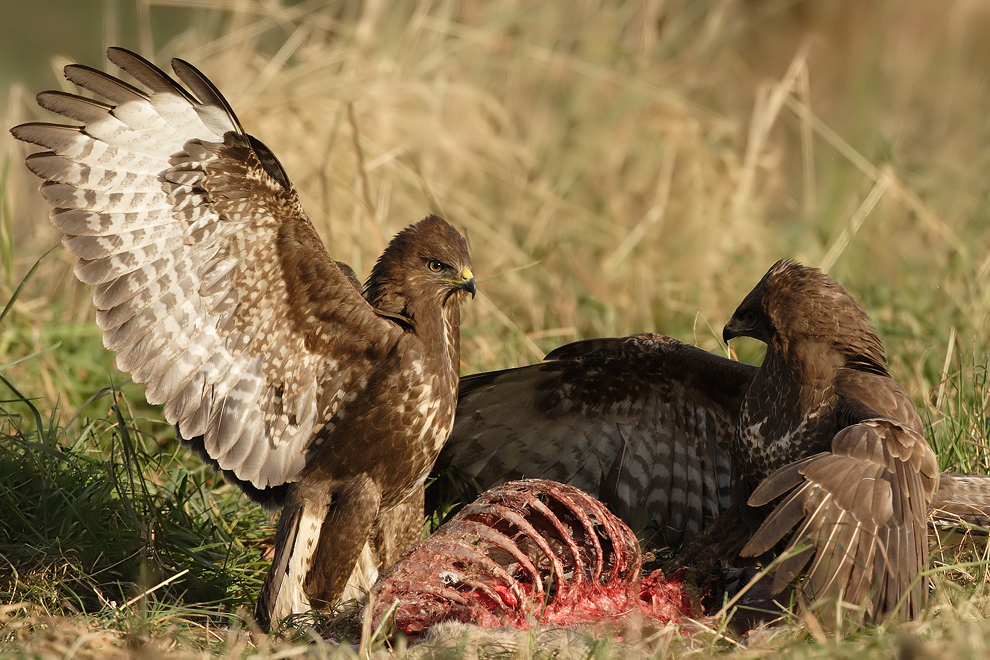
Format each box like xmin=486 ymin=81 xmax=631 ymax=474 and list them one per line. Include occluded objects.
xmin=436 ymin=259 xmax=990 ymax=622
xmin=12 ymin=48 xmax=476 ymax=630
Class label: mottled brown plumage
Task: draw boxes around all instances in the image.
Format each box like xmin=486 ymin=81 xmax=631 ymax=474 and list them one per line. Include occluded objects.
xmin=436 ymin=334 xmax=747 ymax=549
xmin=721 ymin=260 xmax=937 ymax=621
xmin=12 ymin=47 xmax=475 ymax=631
xmin=437 ymin=260 xmax=990 ymax=623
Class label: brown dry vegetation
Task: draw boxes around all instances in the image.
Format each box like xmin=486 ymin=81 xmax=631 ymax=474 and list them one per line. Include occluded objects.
xmin=2 ymin=0 xmax=990 ymax=658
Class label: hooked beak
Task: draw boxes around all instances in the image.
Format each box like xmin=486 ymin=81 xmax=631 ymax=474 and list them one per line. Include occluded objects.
xmin=457 ymin=267 xmax=476 ymax=298
xmin=722 ymin=321 xmax=737 ymax=345
xmin=722 ymin=315 xmax=751 ymax=344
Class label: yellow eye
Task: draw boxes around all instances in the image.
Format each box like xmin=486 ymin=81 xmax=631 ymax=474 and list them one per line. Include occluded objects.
xmin=428 ymin=259 xmax=444 ymax=272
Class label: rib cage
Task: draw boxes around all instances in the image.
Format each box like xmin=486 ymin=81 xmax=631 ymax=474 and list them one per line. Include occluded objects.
xmin=371 ymin=479 xmax=699 ymax=638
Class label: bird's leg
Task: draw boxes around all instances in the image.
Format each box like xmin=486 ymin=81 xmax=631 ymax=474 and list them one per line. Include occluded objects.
xmin=668 ymin=503 xmax=764 ymax=570
xmin=304 ymin=474 xmax=383 ymax=611
xmin=337 ymin=488 xmax=427 ymax=608
xmin=660 ymin=504 xmax=769 ymax=616
xmin=253 ymin=475 xmax=383 ymax=631
xmin=372 ymin=487 xmax=426 ymax=569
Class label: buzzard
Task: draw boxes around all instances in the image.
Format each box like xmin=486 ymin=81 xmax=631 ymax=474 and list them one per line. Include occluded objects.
xmin=437 ymin=260 xmax=990 ymax=622
xmin=12 ymin=48 xmax=476 ymax=630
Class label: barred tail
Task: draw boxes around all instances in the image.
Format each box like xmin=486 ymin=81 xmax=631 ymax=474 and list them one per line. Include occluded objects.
xmin=930 ymin=472 xmax=990 ymax=528
xmin=254 ymin=501 xmax=314 ymax=631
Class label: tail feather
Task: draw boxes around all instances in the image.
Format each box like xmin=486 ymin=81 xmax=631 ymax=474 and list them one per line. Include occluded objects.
xmin=341 ymin=542 xmax=379 ymax=603
xmin=930 ymin=472 xmax=990 ymax=528
xmin=254 ymin=501 xmax=324 ymax=631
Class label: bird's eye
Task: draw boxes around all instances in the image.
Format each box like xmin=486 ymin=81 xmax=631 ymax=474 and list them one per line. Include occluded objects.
xmin=428 ymin=259 xmax=444 ymax=273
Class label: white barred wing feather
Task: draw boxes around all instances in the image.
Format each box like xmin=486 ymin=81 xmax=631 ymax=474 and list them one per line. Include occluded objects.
xmin=13 ymin=48 xmax=396 ymax=498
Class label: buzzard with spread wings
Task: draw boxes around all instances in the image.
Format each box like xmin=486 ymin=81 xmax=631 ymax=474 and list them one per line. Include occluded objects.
xmin=437 ymin=260 xmax=990 ymax=622
xmin=13 ymin=48 xmax=476 ymax=630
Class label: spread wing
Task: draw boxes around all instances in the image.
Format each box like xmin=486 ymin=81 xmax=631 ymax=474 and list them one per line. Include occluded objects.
xmin=742 ymin=417 xmax=939 ymax=621
xmin=436 ymin=333 xmax=756 ymax=548
xmin=12 ymin=48 xmax=401 ymax=501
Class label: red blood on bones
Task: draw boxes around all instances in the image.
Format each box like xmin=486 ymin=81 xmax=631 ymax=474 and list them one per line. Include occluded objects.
xmin=370 ymin=479 xmax=699 ymax=638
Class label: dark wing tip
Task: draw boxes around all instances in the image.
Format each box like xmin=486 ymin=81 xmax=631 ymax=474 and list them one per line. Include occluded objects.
xmin=170 ymin=56 xmax=245 ymax=134
xmin=247 ymin=134 xmax=292 ymax=191
xmin=106 ymin=46 xmax=196 ymax=103
xmin=9 ymin=123 xmax=32 ymax=141
xmin=64 ymin=63 xmax=149 ymax=104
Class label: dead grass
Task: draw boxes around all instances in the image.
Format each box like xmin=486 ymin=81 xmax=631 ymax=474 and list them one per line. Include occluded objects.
xmin=2 ymin=0 xmax=990 ymax=657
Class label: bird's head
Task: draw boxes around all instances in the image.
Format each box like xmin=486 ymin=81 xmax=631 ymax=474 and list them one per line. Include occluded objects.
xmin=365 ymin=215 xmax=475 ymax=318
xmin=722 ymin=259 xmax=887 ymax=373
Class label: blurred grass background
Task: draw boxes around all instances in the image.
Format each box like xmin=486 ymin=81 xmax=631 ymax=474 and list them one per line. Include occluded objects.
xmin=2 ymin=0 xmax=990 ymax=657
